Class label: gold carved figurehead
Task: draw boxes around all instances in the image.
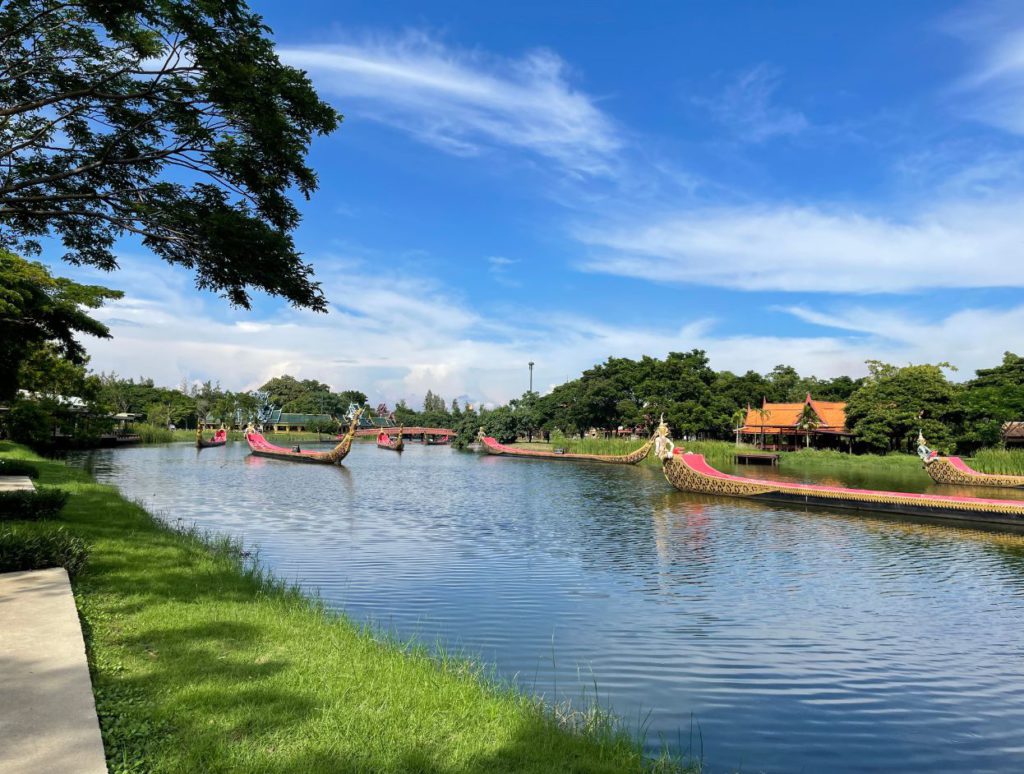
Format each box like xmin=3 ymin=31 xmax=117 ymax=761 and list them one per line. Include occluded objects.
xmin=654 ymin=415 xmax=675 ymax=460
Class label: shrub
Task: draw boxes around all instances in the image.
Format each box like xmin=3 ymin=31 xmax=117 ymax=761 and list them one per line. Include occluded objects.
xmin=0 ymin=459 xmax=39 ymax=478
xmin=0 ymin=487 xmax=69 ymax=521
xmin=6 ymin=400 xmax=54 ymax=447
xmin=0 ymin=526 xmax=89 ymax=577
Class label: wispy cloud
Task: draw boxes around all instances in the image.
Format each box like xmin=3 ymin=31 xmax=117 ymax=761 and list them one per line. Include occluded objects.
xmin=697 ymin=63 xmax=808 ymax=143
xmin=68 ymin=247 xmax=1024 ymax=410
xmin=486 ymin=255 xmax=521 ymax=287
xmin=279 ymin=31 xmax=621 ymax=175
xmin=576 ymin=199 xmax=1024 ymax=293
xmin=781 ymin=303 xmax=1024 ymax=371
xmin=945 ymin=1 xmax=1024 ymax=134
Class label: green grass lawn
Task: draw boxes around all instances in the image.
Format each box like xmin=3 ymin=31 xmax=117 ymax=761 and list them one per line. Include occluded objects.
xmin=0 ymin=442 xmax=689 ymax=774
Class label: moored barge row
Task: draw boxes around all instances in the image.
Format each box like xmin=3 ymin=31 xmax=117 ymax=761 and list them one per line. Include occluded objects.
xmin=660 ymin=448 xmax=1024 ymax=527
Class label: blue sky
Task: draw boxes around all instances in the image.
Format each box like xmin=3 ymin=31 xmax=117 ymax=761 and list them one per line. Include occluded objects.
xmin=59 ymin=0 xmax=1024 ymax=406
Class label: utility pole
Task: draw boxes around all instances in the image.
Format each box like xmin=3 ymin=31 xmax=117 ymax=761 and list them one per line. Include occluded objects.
xmin=528 ymin=361 xmax=534 ymax=392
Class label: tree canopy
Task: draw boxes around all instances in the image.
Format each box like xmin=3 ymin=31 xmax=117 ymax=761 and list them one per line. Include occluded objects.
xmin=0 ymin=249 xmax=121 ymax=399
xmin=0 ymin=0 xmax=340 ymax=309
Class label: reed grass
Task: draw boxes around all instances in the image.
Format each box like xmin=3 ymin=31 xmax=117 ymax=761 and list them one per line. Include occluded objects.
xmin=967 ymin=448 xmax=1024 ymax=475
xmin=778 ymin=448 xmax=921 ymax=470
xmin=0 ymin=441 xmax=693 ymax=774
xmin=133 ymin=423 xmax=175 ymax=444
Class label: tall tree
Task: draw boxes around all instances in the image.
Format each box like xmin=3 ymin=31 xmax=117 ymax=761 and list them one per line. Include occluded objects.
xmin=0 ymin=0 xmax=340 ymax=309
xmin=845 ymin=361 xmax=960 ymax=453
xmin=0 ymin=250 xmax=121 ymax=399
xmin=960 ymin=352 xmax=1024 ymax=449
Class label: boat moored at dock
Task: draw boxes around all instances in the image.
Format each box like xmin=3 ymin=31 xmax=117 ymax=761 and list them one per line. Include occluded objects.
xmin=660 ymin=448 xmax=1024 ymax=527
xmin=918 ymin=434 xmax=1024 ymax=489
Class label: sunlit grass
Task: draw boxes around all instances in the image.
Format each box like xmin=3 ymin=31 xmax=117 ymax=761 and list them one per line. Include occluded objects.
xmin=968 ymin=448 xmax=1024 ymax=475
xmin=0 ymin=441 xmax=693 ymax=774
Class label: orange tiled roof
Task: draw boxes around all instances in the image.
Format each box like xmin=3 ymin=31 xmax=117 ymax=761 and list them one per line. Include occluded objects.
xmin=740 ymin=394 xmax=847 ymax=433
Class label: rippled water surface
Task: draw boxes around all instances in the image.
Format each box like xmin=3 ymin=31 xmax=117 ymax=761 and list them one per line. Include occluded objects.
xmin=74 ymin=442 xmax=1024 ymax=773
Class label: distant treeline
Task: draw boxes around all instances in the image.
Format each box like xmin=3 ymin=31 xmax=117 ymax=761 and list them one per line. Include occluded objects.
xmin=6 ymin=348 xmax=1023 ymax=456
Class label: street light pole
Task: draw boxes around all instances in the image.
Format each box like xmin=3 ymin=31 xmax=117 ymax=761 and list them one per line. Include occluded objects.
xmin=528 ymin=362 xmax=534 ymax=392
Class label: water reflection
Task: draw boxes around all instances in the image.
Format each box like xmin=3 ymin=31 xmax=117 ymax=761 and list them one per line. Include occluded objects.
xmin=71 ymin=442 xmax=1024 ymax=773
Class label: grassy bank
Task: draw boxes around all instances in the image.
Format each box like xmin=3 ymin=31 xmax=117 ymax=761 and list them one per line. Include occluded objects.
xmin=0 ymin=442 xmax=689 ymax=773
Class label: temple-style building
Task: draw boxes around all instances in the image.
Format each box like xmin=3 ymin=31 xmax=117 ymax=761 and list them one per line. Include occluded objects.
xmin=738 ymin=394 xmax=852 ymax=451
xmin=266 ymin=410 xmax=335 ymax=433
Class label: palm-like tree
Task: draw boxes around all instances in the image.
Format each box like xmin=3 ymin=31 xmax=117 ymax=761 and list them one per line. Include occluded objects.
xmin=796 ymin=403 xmax=821 ymax=449
xmin=731 ymin=408 xmax=747 ymax=446
xmin=755 ymin=407 xmax=770 ymax=449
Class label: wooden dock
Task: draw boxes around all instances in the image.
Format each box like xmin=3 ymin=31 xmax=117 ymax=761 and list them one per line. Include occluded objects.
xmin=735 ymin=452 xmax=780 ymax=466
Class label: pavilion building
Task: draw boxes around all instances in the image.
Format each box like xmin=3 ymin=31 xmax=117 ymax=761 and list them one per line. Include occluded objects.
xmin=738 ymin=394 xmax=852 ymax=451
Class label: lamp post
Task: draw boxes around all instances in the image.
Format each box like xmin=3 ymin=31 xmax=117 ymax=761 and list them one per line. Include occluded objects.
xmin=528 ymin=361 xmax=534 ymax=393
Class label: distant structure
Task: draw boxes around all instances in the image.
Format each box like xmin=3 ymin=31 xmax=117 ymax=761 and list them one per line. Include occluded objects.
xmin=265 ymin=409 xmax=334 ymax=433
xmin=1003 ymin=421 xmax=1024 ymax=448
xmin=738 ymin=394 xmax=852 ymax=451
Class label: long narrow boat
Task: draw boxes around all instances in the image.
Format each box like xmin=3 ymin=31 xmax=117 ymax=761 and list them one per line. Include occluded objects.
xmin=480 ymin=434 xmax=654 ymax=464
xmin=196 ymin=427 xmax=227 ymax=448
xmin=660 ymin=448 xmax=1024 ymax=527
xmin=245 ymin=410 xmax=362 ymax=465
xmin=922 ymin=455 xmax=1024 ymax=489
xmin=425 ymin=434 xmax=451 ymax=445
xmin=377 ymin=427 xmax=404 ymax=451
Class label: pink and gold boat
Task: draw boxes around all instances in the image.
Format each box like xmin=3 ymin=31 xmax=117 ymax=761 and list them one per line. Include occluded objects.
xmin=661 ymin=449 xmax=1024 ymax=527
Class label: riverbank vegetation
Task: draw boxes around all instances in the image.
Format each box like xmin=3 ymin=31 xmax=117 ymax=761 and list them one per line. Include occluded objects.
xmin=0 ymin=441 xmax=690 ymax=773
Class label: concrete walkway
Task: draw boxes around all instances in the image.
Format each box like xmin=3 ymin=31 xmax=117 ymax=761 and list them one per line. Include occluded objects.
xmin=0 ymin=475 xmax=35 ymax=492
xmin=0 ymin=568 xmax=107 ymax=774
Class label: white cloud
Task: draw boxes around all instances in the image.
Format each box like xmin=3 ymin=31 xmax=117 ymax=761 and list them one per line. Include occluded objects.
xmin=73 ymin=250 xmax=1024 ymax=409
xmin=945 ymin=2 xmax=1024 ymax=134
xmin=279 ymin=32 xmax=620 ymax=175
xmin=698 ymin=63 xmax=808 ymax=143
xmin=576 ymin=199 xmax=1024 ymax=293
xmin=780 ymin=304 xmax=1024 ymax=375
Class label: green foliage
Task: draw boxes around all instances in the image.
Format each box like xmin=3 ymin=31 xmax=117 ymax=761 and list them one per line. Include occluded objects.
xmin=6 ymin=399 xmax=54 ymax=446
xmin=258 ymin=374 xmax=363 ymax=417
xmin=0 ymin=458 xmax=38 ymax=478
xmin=845 ymin=362 xmax=960 ymax=453
xmin=482 ymin=406 xmax=519 ymax=444
xmin=958 ymin=352 xmax=1024 ymax=450
xmin=423 ymin=389 xmax=447 ymax=413
xmin=0 ymin=250 xmax=121 ymax=400
xmin=0 ymin=0 xmax=340 ymax=309
xmin=0 ymin=525 xmax=88 ymax=576
xmin=0 ymin=487 xmax=69 ymax=520
xmin=510 ymin=390 xmax=542 ymax=440
xmin=451 ymin=407 xmax=481 ymax=449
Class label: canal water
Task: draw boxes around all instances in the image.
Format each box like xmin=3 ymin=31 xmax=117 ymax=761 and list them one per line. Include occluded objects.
xmin=73 ymin=442 xmax=1024 ymax=773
